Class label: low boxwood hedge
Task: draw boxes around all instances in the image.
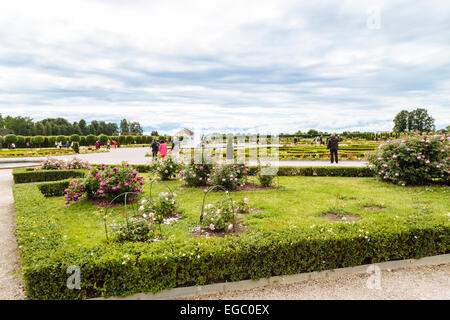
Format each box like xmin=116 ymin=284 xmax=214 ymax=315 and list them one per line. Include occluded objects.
xmin=12 ymin=168 xmax=86 ymax=184
xmin=276 ymin=166 xmax=374 ymax=177
xmin=37 ymin=180 xmax=70 ymax=197
xmin=14 ymin=183 xmax=449 ymax=300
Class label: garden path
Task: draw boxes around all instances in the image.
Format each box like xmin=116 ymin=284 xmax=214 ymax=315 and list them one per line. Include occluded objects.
xmin=189 ymin=264 xmax=450 ymax=300
xmin=0 ymin=169 xmax=25 ymax=299
xmin=0 ymin=148 xmax=369 ymax=167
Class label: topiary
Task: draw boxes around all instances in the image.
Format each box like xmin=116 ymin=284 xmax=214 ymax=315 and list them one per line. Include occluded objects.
xmin=72 ymin=142 xmax=80 ymax=154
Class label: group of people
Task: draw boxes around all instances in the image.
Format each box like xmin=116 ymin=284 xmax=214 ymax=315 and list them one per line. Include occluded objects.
xmin=55 ymin=141 xmax=73 ymax=149
xmin=150 ymin=139 xmax=177 ymax=160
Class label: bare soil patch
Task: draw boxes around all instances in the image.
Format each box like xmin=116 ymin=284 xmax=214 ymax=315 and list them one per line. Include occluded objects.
xmin=322 ymin=213 xmax=360 ymax=222
xmin=192 ymin=217 xmax=247 ymax=238
xmin=363 ymin=206 xmax=385 ymax=211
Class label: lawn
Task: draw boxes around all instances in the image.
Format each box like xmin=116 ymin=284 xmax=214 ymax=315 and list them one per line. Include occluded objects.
xmin=13 ymin=174 xmax=450 ymax=299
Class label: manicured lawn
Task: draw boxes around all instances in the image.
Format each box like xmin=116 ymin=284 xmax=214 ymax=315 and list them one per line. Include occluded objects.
xmin=14 ymin=175 xmax=449 ymax=246
xmin=13 ymin=175 xmax=449 ymax=299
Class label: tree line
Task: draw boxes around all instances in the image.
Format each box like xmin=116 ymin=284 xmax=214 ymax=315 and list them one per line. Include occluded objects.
xmin=0 ymin=115 xmax=145 ymax=136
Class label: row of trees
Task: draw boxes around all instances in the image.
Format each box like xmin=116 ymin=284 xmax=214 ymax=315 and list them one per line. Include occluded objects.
xmin=0 ymin=115 xmax=146 ymax=136
xmin=0 ymin=134 xmax=170 ymax=149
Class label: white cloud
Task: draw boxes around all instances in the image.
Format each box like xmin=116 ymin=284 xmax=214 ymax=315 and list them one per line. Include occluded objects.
xmin=0 ymin=0 xmax=449 ymax=133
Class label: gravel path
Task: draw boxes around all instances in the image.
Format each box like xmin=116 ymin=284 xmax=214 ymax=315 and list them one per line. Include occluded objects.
xmin=0 ymin=148 xmax=368 ymax=167
xmin=190 ymin=264 xmax=450 ymax=300
xmin=0 ymin=169 xmax=25 ymax=300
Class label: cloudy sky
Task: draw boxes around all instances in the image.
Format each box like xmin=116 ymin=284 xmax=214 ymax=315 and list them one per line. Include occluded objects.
xmin=0 ymin=0 xmax=449 ymax=134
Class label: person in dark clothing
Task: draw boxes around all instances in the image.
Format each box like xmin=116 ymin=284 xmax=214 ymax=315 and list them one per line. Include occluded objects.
xmin=151 ymin=139 xmax=159 ymax=159
xmin=327 ymin=133 xmax=340 ymax=164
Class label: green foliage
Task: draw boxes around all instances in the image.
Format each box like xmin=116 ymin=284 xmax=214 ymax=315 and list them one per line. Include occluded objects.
xmin=393 ymin=108 xmax=435 ymax=132
xmin=13 ymin=176 xmax=450 ymax=299
xmin=4 ymin=134 xmax=17 ymax=145
xmin=201 ymin=199 xmax=236 ymax=232
xmin=212 ymin=164 xmax=249 ymax=190
xmin=12 ymin=168 xmax=85 ymax=184
xmin=32 ymin=135 xmax=45 ymax=147
xmin=368 ymin=133 xmax=449 ymax=185
xmin=98 ymin=134 xmax=108 ymax=145
xmin=178 ymin=160 xmax=212 ymax=186
xmin=86 ymin=134 xmax=96 ymax=145
xmin=37 ymin=180 xmax=70 ymax=197
xmin=70 ymin=134 xmax=81 ymax=142
xmin=56 ymin=135 xmax=67 ymax=144
xmin=276 ymin=166 xmax=374 ymax=177
xmin=73 ymin=142 xmax=80 ymax=154
xmin=151 ymin=157 xmax=181 ymax=180
xmin=112 ymin=219 xmax=152 ymax=243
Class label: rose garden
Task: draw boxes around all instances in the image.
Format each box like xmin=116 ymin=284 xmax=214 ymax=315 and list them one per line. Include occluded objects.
xmin=6 ymin=132 xmax=449 ymax=299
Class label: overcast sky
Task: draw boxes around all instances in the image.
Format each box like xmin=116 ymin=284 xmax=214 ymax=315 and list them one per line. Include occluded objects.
xmin=0 ymin=0 xmax=449 ymax=134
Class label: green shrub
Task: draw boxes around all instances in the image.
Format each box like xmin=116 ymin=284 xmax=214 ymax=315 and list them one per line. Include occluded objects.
xmin=32 ymin=136 xmax=45 ymax=147
xmin=178 ymin=160 xmax=212 ymax=186
xmin=56 ymin=135 xmax=67 ymax=144
xmin=276 ymin=166 xmax=374 ymax=177
xmin=73 ymin=142 xmax=80 ymax=154
xmin=65 ymin=163 xmax=145 ymax=205
xmin=4 ymin=134 xmax=17 ymax=145
xmin=151 ymin=157 xmax=181 ymax=180
xmin=211 ymin=164 xmax=249 ymax=190
xmin=37 ymin=180 xmax=70 ymax=197
xmin=368 ymin=133 xmax=449 ymax=185
xmin=98 ymin=134 xmax=108 ymax=146
xmin=12 ymin=168 xmax=85 ymax=184
xmin=70 ymin=134 xmax=81 ymax=143
xmin=86 ymin=134 xmax=96 ymax=146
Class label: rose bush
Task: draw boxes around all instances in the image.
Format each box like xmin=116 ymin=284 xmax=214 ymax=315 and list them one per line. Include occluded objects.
xmin=64 ymin=162 xmax=144 ymax=205
xmin=178 ymin=160 xmax=212 ymax=187
xmin=151 ymin=156 xmax=181 ymax=180
xmin=201 ymin=199 xmax=236 ymax=232
xmin=368 ymin=133 xmax=449 ymax=186
xmin=211 ymin=164 xmax=249 ymax=190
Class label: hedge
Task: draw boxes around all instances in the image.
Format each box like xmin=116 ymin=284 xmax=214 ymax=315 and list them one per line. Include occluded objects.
xmin=19 ymin=219 xmax=449 ymax=300
xmin=12 ymin=168 xmax=86 ymax=184
xmin=37 ymin=180 xmax=70 ymax=197
xmin=91 ymin=165 xmax=373 ymax=177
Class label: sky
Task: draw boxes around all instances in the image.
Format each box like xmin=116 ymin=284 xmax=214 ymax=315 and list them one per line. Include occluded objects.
xmin=0 ymin=0 xmax=449 ymax=135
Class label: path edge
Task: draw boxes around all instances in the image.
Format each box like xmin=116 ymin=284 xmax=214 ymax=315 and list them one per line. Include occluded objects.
xmin=90 ymin=253 xmax=450 ymax=300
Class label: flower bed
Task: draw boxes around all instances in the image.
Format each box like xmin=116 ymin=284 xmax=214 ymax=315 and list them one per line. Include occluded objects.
xmin=13 ymin=176 xmax=449 ymax=299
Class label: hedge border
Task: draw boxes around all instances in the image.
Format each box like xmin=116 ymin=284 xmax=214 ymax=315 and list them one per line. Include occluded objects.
xmin=12 ymin=168 xmax=86 ymax=184
xmin=37 ymin=180 xmax=70 ymax=197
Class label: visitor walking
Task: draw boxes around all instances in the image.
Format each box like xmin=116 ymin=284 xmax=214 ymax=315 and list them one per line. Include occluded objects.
xmin=327 ymin=133 xmax=341 ymax=164
xmin=113 ymin=140 xmax=117 ymax=149
xmin=293 ymin=137 xmax=298 ymax=146
xmin=107 ymin=140 xmax=111 ymax=150
xmin=151 ymin=139 xmax=159 ymax=159
xmin=159 ymin=140 xmax=168 ymax=159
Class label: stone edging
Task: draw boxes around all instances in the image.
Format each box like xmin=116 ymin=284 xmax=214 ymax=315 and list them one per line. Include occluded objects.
xmin=91 ymin=253 xmax=450 ymax=300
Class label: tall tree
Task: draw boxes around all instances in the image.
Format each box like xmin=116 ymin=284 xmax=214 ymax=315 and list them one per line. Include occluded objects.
xmin=409 ymin=108 xmax=435 ymax=132
xmin=393 ymin=110 xmax=410 ymax=132
xmin=120 ymin=119 xmax=129 ymax=134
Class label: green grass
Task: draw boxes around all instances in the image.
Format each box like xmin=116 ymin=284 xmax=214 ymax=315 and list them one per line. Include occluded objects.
xmin=14 ymin=175 xmax=449 ymax=247
xmin=13 ymin=175 xmax=450 ymax=299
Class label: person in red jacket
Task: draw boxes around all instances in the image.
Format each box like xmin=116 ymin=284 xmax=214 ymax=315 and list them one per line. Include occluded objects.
xmin=159 ymin=140 xmax=168 ymax=159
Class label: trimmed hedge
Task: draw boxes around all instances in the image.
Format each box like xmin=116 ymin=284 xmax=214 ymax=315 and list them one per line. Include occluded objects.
xmin=92 ymin=165 xmax=373 ymax=177
xmin=38 ymin=180 xmax=70 ymax=197
xmin=276 ymin=166 xmax=374 ymax=177
xmin=14 ymin=183 xmax=449 ymax=299
xmin=12 ymin=168 xmax=86 ymax=184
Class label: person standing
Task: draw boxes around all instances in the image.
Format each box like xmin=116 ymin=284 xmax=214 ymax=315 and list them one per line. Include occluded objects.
xmin=159 ymin=140 xmax=168 ymax=159
xmin=293 ymin=137 xmax=298 ymax=146
xmin=327 ymin=133 xmax=340 ymax=164
xmin=107 ymin=140 xmax=111 ymax=150
xmin=151 ymin=139 xmax=159 ymax=159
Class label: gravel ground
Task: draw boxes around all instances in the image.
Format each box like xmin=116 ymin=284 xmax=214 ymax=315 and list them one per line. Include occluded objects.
xmin=188 ymin=264 xmax=450 ymax=300
xmin=0 ymin=169 xmax=25 ymax=300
